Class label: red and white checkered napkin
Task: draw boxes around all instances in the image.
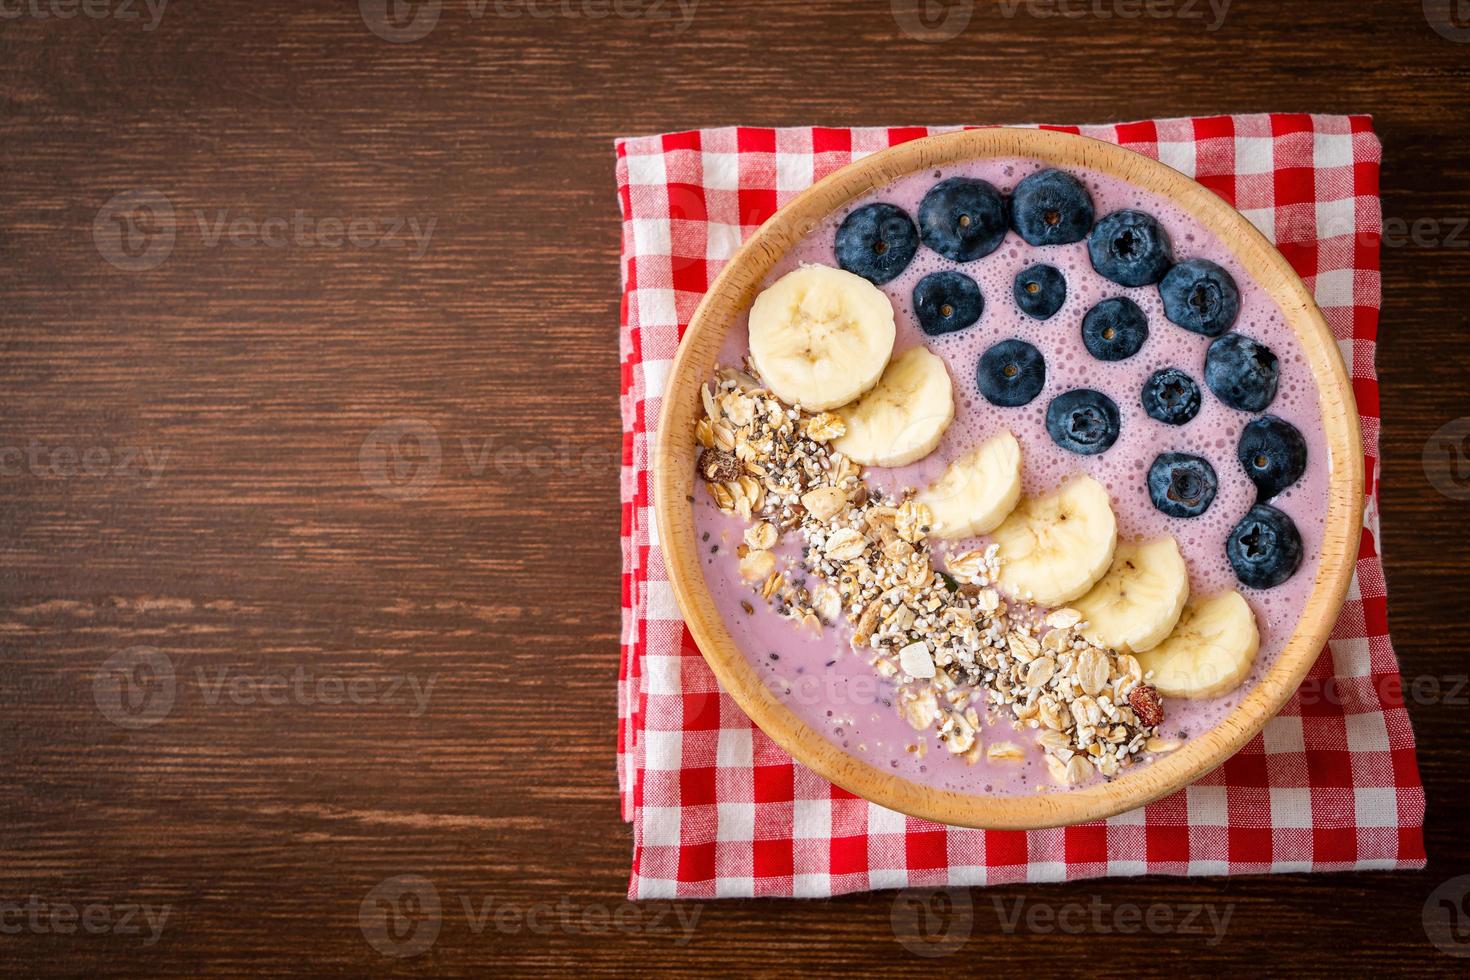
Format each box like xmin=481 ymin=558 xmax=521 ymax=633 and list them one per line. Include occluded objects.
xmin=616 ymin=116 xmax=1426 ymax=899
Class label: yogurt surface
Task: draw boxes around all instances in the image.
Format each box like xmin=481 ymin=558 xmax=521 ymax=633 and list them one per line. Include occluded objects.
xmin=695 ymin=156 xmax=1328 ymax=796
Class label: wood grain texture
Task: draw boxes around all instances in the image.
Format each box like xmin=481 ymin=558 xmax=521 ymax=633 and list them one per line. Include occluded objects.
xmin=0 ymin=0 xmax=1467 ymax=974
xmin=657 ymin=128 xmax=1363 ymax=831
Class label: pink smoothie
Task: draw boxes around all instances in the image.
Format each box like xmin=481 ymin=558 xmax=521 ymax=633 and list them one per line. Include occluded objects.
xmin=695 ymin=157 xmax=1328 ymax=796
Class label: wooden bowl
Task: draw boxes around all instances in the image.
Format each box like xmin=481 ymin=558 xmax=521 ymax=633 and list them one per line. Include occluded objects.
xmin=653 ymin=128 xmax=1362 ymax=829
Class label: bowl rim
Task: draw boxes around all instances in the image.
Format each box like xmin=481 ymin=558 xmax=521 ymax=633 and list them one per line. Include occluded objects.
xmin=652 ymin=127 xmax=1363 ymax=830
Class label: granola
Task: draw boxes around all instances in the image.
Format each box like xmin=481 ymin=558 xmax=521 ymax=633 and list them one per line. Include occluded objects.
xmin=695 ymin=371 xmax=1170 ymax=787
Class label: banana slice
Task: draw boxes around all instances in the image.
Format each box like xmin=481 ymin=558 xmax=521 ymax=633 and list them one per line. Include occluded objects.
xmin=992 ymin=475 xmax=1117 ymax=607
xmin=831 ymin=346 xmax=955 ymax=467
xmin=748 ymin=264 xmax=896 ymax=411
xmin=915 ymin=430 xmax=1023 ymax=539
xmin=1072 ymin=537 xmax=1190 ymax=654
xmin=1135 ymin=591 xmax=1259 ymax=699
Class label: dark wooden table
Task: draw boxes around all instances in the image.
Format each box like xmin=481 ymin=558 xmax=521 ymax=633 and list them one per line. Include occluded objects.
xmin=2 ymin=0 xmax=1469 ymax=974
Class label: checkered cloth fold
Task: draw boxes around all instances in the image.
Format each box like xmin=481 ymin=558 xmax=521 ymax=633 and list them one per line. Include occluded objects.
xmin=617 ymin=116 xmax=1425 ymax=899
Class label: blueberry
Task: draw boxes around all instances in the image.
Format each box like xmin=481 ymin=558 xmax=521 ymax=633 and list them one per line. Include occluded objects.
xmin=1081 ymin=297 xmax=1149 ymax=361
xmin=834 ymin=203 xmax=919 ymax=285
xmin=976 ymin=339 xmax=1046 ymax=407
xmin=1046 ymin=389 xmax=1120 ymax=455
xmin=913 ymin=270 xmax=984 ymax=336
xmin=1205 ymin=333 xmax=1279 ymax=412
xmin=917 ymin=177 xmax=1008 ymax=262
xmin=1226 ymin=503 xmax=1304 ymax=589
xmin=1140 ymin=367 xmax=1202 ymax=426
xmin=1088 ymin=209 xmax=1174 ymax=287
xmin=1159 ymin=258 xmax=1240 ymax=336
xmin=1147 ymin=452 xmax=1218 ymax=518
xmin=1010 ymin=168 xmax=1094 ymax=246
xmin=1013 ymin=263 xmax=1067 ymax=320
xmin=1237 ymin=415 xmax=1308 ymax=500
